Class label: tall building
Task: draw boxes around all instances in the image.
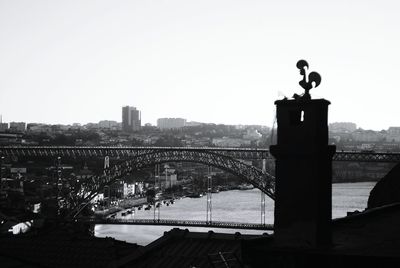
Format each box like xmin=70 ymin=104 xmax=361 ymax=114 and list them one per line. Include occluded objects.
xmin=122 ymin=106 xmax=141 ymax=132
xmin=157 ymin=118 xmax=186 ymax=129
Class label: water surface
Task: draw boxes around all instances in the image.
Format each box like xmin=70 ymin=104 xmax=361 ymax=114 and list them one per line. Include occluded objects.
xmin=95 ymin=182 xmax=375 ymax=245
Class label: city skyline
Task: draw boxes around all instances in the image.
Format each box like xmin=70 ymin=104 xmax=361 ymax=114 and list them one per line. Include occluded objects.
xmin=1 ymin=1 xmax=400 ymax=130
xmin=1 ymin=110 xmax=399 ymax=132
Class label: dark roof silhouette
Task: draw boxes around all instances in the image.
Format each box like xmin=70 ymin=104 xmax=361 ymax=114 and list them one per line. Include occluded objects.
xmin=0 ymin=229 xmax=141 ymax=268
xmin=118 ymin=228 xmax=269 ymax=268
xmin=368 ymin=162 xmax=400 ymax=208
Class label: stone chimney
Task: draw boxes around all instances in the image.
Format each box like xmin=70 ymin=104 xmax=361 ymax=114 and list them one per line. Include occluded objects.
xmin=270 ymin=99 xmax=335 ymax=248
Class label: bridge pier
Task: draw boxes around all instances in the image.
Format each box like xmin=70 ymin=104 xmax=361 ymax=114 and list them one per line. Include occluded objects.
xmin=206 ymin=166 xmax=212 ymax=223
xmin=56 ymin=156 xmax=62 ymax=216
xmin=261 ymin=159 xmax=266 ymax=225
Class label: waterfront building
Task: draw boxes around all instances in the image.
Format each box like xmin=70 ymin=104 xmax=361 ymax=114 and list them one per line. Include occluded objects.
xmin=133 ymin=182 xmax=144 ymax=195
xmin=122 ymin=106 xmax=141 ymax=132
xmin=109 ymin=181 xmax=125 ymax=199
xmin=124 ymin=183 xmax=135 ymax=197
xmin=157 ymin=118 xmax=186 ymax=129
xmin=159 ymin=173 xmax=178 ymax=189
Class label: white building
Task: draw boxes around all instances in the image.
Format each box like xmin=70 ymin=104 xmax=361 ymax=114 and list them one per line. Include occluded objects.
xmin=98 ymin=120 xmax=120 ymax=130
xmin=157 ymin=118 xmax=186 ymax=129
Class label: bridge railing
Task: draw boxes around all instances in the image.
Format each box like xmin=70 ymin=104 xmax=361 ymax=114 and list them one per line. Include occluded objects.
xmin=76 ymin=217 xmax=274 ymax=230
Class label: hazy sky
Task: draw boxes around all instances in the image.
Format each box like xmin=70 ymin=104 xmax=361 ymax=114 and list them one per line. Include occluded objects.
xmin=1 ymin=0 xmax=400 ymax=130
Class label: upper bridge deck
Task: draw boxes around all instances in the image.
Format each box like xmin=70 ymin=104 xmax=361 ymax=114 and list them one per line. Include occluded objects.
xmin=1 ymin=146 xmax=399 ymax=162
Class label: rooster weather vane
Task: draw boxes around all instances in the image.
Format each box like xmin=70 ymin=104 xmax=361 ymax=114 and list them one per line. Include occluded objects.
xmin=292 ymin=59 xmax=321 ymax=101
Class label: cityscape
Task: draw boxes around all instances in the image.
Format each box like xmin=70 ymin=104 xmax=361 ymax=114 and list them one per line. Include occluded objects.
xmin=3 ymin=0 xmax=400 ymax=267
xmin=1 ymin=102 xmax=400 ymax=266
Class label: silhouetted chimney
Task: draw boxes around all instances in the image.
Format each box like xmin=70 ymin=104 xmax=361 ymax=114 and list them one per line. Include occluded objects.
xmin=270 ymin=99 xmax=335 ymax=248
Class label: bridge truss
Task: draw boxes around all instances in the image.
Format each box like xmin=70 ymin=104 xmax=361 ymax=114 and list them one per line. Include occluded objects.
xmin=2 ymin=146 xmax=400 ymax=162
xmin=76 ymin=218 xmax=273 ymax=230
xmin=2 ymin=146 xmax=399 ymax=219
xmin=0 ymin=146 xmax=270 ymax=160
xmin=65 ymin=149 xmax=275 ymax=218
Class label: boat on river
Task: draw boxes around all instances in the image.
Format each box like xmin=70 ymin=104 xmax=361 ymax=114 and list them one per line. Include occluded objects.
xmin=187 ymin=192 xmax=203 ymax=198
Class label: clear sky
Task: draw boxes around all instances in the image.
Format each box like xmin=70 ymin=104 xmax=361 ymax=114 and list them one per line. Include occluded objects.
xmin=1 ymin=0 xmax=399 ymax=130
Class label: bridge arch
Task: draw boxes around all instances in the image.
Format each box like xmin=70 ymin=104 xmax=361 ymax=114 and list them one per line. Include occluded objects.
xmin=68 ymin=150 xmax=275 ymax=218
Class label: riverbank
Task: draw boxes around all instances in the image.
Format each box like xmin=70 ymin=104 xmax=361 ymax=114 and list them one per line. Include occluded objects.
xmin=95 ymin=182 xmax=376 ymax=245
xmin=94 ymin=197 xmax=147 ymax=217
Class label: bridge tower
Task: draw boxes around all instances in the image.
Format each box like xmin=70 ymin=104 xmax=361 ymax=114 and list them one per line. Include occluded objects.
xmin=154 ymin=164 xmax=160 ymax=221
xmin=56 ymin=156 xmax=63 ymax=215
xmin=261 ymin=159 xmax=266 ymax=225
xmin=206 ymin=166 xmax=212 ymax=223
xmin=270 ymin=98 xmax=335 ymax=248
xmin=103 ymin=156 xmax=111 ymax=208
xmin=0 ymin=156 xmax=5 ymax=196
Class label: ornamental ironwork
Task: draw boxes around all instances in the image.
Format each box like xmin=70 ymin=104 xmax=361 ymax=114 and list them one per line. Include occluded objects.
xmin=293 ymin=59 xmax=322 ymax=101
xmin=67 ymin=149 xmax=275 ymax=218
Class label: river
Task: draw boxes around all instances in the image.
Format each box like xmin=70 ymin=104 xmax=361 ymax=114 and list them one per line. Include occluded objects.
xmin=95 ymin=182 xmax=375 ymax=246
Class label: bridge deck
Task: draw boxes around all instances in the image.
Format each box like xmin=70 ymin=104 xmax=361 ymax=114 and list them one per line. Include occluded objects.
xmin=77 ymin=218 xmax=273 ymax=230
xmin=1 ymin=146 xmax=400 ymax=162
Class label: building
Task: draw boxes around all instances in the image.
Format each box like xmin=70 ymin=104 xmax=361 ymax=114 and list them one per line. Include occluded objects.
xmin=212 ymin=137 xmax=251 ymax=147
xmin=351 ymin=130 xmax=384 ymax=142
xmin=98 ymin=120 xmax=120 ymax=130
xmin=122 ymin=106 xmax=141 ymax=132
xmin=387 ymin=127 xmax=400 ymax=142
xmin=243 ymin=129 xmax=262 ymax=141
xmin=329 ymin=122 xmax=357 ymax=133
xmin=0 ymin=123 xmax=8 ymax=132
xmin=185 ymin=121 xmax=202 ymax=127
xmin=9 ymin=122 xmax=26 ymax=132
xmin=157 ymin=118 xmax=186 ymax=130
xmin=27 ymin=123 xmax=52 ymax=133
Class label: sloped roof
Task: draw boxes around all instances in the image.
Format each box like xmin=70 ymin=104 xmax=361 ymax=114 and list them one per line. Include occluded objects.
xmin=119 ymin=228 xmax=269 ymax=268
xmin=332 ymin=202 xmax=400 ymax=256
xmin=0 ymin=229 xmax=142 ymax=268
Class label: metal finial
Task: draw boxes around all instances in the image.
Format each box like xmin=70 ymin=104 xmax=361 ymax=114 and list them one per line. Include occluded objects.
xmin=295 ymin=59 xmax=321 ymax=100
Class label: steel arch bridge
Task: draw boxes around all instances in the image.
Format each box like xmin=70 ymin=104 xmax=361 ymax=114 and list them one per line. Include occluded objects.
xmin=2 ymin=146 xmax=399 ymax=218
xmin=0 ymin=146 xmax=270 ymax=160
xmin=66 ymin=149 xmax=275 ymax=218
xmin=2 ymin=146 xmax=400 ymax=162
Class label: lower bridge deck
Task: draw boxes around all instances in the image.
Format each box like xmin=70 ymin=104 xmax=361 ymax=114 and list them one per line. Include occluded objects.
xmin=76 ymin=218 xmax=274 ymax=231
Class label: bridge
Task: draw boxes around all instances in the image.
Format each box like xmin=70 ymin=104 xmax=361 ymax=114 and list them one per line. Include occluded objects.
xmin=66 ymin=149 xmax=275 ymax=218
xmin=76 ymin=217 xmax=273 ymax=230
xmin=1 ymin=146 xmax=400 ymax=162
xmin=1 ymin=146 xmax=398 ymax=220
xmin=0 ymin=146 xmax=270 ymax=160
